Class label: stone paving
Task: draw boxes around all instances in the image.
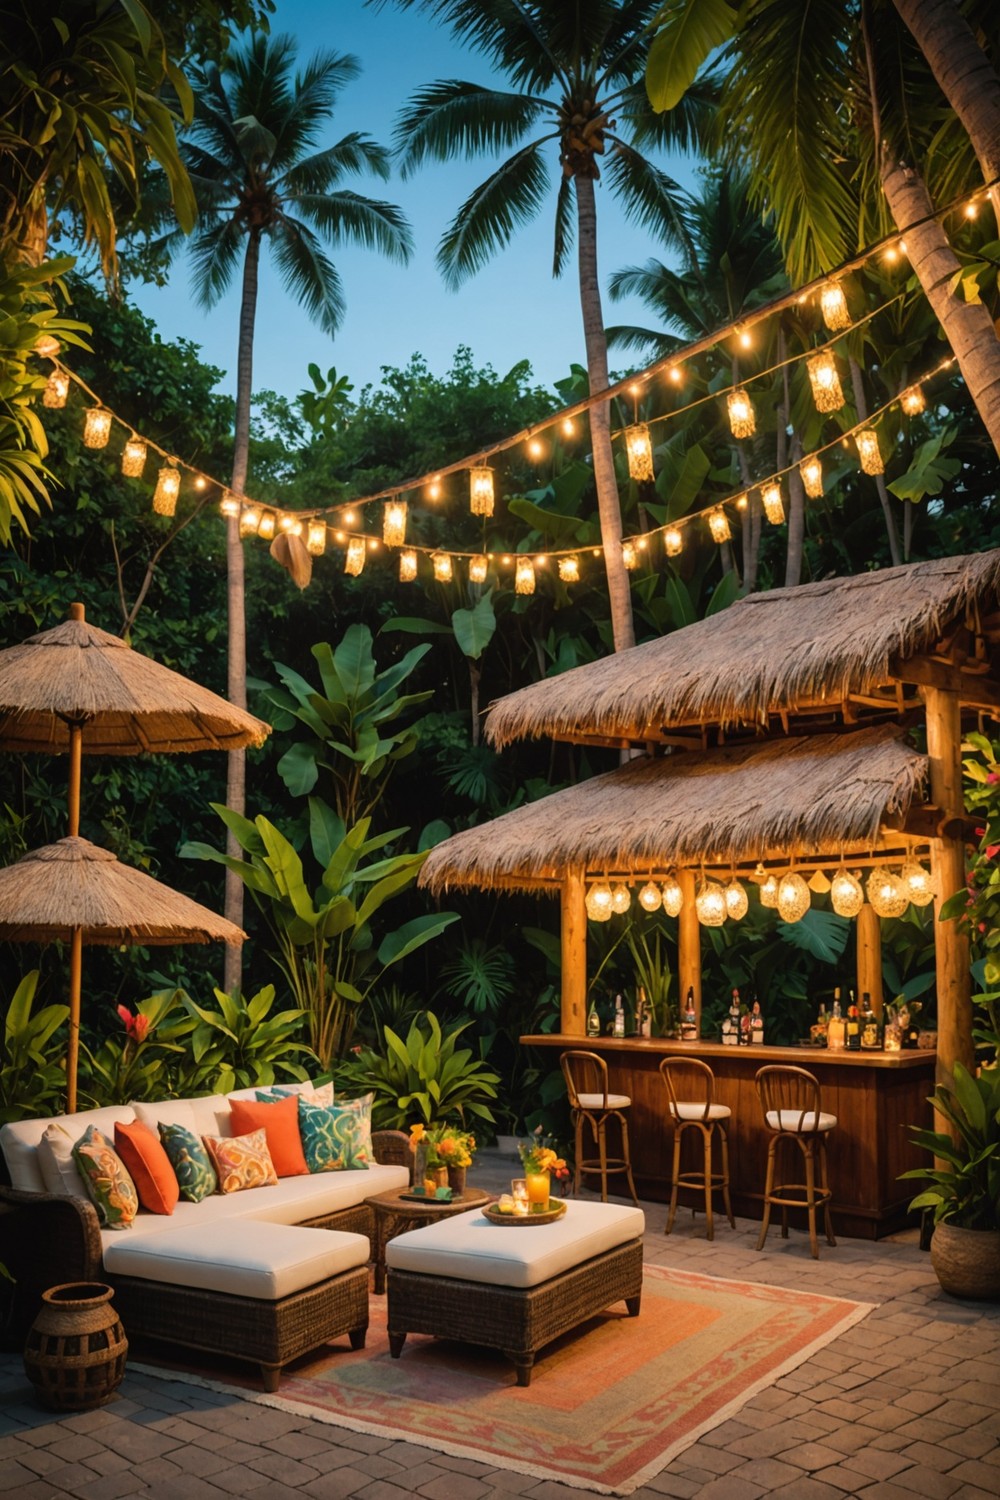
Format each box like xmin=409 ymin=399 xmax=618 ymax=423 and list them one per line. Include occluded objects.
xmin=1 ymin=1152 xmax=998 ymax=1500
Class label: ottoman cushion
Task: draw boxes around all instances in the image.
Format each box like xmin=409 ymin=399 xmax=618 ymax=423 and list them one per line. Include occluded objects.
xmin=103 ymin=1221 xmax=369 ymax=1300
xmin=385 ymin=1199 xmax=644 ymax=1289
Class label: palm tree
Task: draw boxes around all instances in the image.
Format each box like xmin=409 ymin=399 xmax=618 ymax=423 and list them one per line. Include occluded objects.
xmin=376 ymin=0 xmax=714 ymax=655
xmin=167 ymin=33 xmax=412 ymax=987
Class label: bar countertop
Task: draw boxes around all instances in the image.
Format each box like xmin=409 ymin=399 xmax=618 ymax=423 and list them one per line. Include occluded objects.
xmin=519 ymin=1033 xmax=936 ymax=1069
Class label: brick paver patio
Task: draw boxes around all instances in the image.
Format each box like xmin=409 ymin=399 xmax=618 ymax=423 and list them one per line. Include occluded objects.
xmin=1 ymin=1150 xmax=998 ymax=1499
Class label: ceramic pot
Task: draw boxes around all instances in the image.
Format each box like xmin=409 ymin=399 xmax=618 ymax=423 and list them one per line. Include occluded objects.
xmin=447 ymin=1165 xmax=467 ymax=1196
xmin=24 ymin=1282 xmax=128 ymax=1411
xmin=930 ymin=1223 xmax=1000 ymax=1300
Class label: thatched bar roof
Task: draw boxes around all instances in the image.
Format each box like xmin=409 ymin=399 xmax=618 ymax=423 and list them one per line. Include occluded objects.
xmin=419 ymin=726 xmax=927 ymax=894
xmin=486 ymin=551 xmax=1000 ymax=748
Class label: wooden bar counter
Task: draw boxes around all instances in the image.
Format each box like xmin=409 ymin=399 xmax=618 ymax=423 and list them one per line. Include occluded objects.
xmin=521 ymin=1034 xmax=936 ymax=1240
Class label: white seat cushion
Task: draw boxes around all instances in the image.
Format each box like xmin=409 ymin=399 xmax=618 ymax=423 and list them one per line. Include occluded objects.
xmin=766 ymin=1110 xmax=837 ymax=1133
xmin=103 ymin=1221 xmax=368 ymax=1300
xmin=132 ymin=1095 xmax=230 ymax=1139
xmin=669 ymin=1102 xmax=731 ymax=1122
xmin=1 ymin=1107 xmax=136 ymax=1194
xmin=385 ymin=1199 xmax=645 ymax=1289
xmin=577 ymin=1092 xmax=631 ymax=1110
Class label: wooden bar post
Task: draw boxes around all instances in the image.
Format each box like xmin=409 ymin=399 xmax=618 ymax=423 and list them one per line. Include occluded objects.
xmin=560 ymin=865 xmax=587 ymax=1035
xmin=856 ymin=903 xmax=884 ymax=1015
xmin=923 ymin=686 xmax=973 ymax=1091
xmin=678 ymin=868 xmax=701 ymax=1034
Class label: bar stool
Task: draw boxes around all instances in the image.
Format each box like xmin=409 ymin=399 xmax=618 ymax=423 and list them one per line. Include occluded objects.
xmin=755 ymin=1065 xmax=837 ymax=1259
xmin=659 ymin=1057 xmax=735 ymax=1241
xmin=560 ymin=1050 xmax=639 ymax=1205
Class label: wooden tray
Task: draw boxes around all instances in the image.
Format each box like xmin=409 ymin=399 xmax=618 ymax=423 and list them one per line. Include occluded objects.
xmin=482 ymin=1198 xmax=567 ymax=1226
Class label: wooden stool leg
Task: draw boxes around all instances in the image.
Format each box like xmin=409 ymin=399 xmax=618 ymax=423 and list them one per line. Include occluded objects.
xmin=620 ymin=1113 xmax=640 ymax=1206
xmin=572 ymin=1111 xmax=583 ymax=1197
xmin=665 ymin=1125 xmax=682 ymax=1235
xmin=757 ymin=1137 xmax=777 ymax=1251
xmin=719 ymin=1126 xmax=736 ymax=1229
xmin=821 ymin=1137 xmax=836 ymax=1246
xmin=597 ymin=1117 xmax=609 ymax=1202
xmin=804 ymin=1139 xmax=819 ymax=1259
xmin=701 ymin=1124 xmax=714 ymax=1241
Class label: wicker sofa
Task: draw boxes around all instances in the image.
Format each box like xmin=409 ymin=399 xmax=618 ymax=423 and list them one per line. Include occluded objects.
xmin=0 ymin=1088 xmax=410 ymax=1386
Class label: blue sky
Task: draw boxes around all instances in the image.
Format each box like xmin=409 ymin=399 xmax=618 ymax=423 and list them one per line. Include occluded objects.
xmin=131 ymin=0 xmax=699 ymax=405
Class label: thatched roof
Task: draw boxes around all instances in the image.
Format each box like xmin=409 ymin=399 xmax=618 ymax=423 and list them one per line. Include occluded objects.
xmin=0 ymin=837 xmax=244 ymax=944
xmin=419 ymin=725 xmax=927 ymax=894
xmin=486 ymin=550 xmax=1000 ymax=747
xmin=0 ymin=605 xmax=270 ymax=755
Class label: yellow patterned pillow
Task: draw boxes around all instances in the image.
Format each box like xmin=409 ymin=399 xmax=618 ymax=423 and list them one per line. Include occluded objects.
xmin=202 ymin=1129 xmax=278 ymax=1194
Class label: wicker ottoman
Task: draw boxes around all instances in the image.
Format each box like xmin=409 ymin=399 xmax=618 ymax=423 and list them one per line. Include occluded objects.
xmin=385 ymin=1199 xmax=644 ymax=1385
xmin=103 ymin=1221 xmax=370 ymax=1391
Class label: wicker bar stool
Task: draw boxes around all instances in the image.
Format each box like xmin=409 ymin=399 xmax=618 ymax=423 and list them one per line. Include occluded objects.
xmin=659 ymin=1057 xmax=735 ymax=1241
xmin=560 ymin=1051 xmax=639 ymax=1205
xmin=755 ymin=1065 xmax=837 ymax=1259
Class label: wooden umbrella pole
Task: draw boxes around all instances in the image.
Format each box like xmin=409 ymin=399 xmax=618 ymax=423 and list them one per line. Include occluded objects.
xmin=678 ymin=869 xmax=702 ymax=1033
xmin=560 ymin=866 xmax=587 ymax=1035
xmin=66 ymin=928 xmax=83 ymax=1114
xmin=67 ymin=721 xmax=82 ymax=838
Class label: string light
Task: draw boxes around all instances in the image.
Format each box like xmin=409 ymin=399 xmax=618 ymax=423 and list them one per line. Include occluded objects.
xmin=639 ymin=880 xmax=662 ymax=912
xmin=342 ymin=509 xmax=357 ymax=525
xmin=278 ymin=512 xmax=299 ymax=533
xmin=585 ymin=880 xmax=613 ymax=922
xmin=121 ymin=437 xmax=146 ymax=477
xmin=432 ymin=552 xmax=453 ymax=582
xmin=737 ymin=325 xmax=752 ymax=349
xmin=761 ymin=482 xmax=785 ymax=525
xmin=727 ymin=389 xmax=755 ymax=439
xmin=622 ymin=540 xmax=639 ymax=570
xmin=470 ymin=466 xmax=494 ymax=517
xmin=562 ymin=417 xmax=575 ymax=436
xmin=257 ymin=512 xmax=276 ymax=541
xmin=383 ymin=499 xmax=407 ymax=547
xmin=807 ymin=351 xmax=846 ymax=413
xmin=856 ymin=428 xmax=884 ymax=475
xmin=867 ymin=868 xmax=908 ymax=917
xmin=662 ymin=874 xmax=684 ymax=917
xmin=625 ymin=423 xmax=654 ymax=481
xmin=515 ymin=556 xmax=535 ymax=595
xmin=901 ymin=387 xmax=926 ymax=416
xmin=152 ymin=462 xmax=180 ymax=516
xmin=664 ymin=528 xmax=683 ymax=557
xmin=83 ymin=407 xmax=112 ymax=449
xmin=219 ymin=493 xmax=240 ymax=520
xmin=611 ymin=883 xmax=631 ymax=915
xmin=724 ymin=878 xmax=748 ymax=920
xmin=696 ymin=879 xmax=726 ymax=927
xmin=306 ymin=520 xmax=327 ymax=556
xmin=426 ymin=477 xmax=442 ymax=501
xmin=777 ymin=872 xmax=810 ymax=923
xmin=469 ymin=554 xmax=488 ymax=583
xmin=760 ymin=873 xmax=779 ymax=909
xmin=830 ymin=868 xmax=864 ymax=917
xmin=399 ymin=548 xmax=417 ymax=581
xmin=800 ymin=456 xmax=824 ymax=498
xmin=902 ymin=860 xmax=935 ymax=907
xmin=819 ymin=281 xmax=851 ymax=330
xmin=558 ymin=556 xmax=579 ymax=583
xmin=527 ymin=437 xmax=544 ymax=459
xmin=43 ymin=370 xmax=69 ymax=408
xmin=345 ymin=537 xmax=366 ymax=576
xmin=239 ymin=506 xmax=261 ymax=537
xmin=708 ymin=509 xmax=731 ymax=544
xmin=667 ymin=365 xmax=682 ymax=385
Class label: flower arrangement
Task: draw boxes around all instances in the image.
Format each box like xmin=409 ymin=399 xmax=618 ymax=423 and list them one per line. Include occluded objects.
xmin=408 ymin=1122 xmax=477 ymax=1169
xmin=518 ymin=1128 xmax=568 ymax=1180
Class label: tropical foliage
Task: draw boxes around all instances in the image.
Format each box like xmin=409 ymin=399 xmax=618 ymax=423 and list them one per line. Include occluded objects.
xmin=334 ymin=1012 xmax=501 ymax=1130
xmin=904 ymin=1063 xmax=1000 ymax=1231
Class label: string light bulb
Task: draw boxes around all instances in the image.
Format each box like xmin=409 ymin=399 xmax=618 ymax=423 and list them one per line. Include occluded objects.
xmin=724 ymin=878 xmax=748 ymax=920
xmin=515 ymin=556 xmax=535 ymax=595
xmin=696 ymin=879 xmax=726 ymax=927
xmin=121 ymin=437 xmax=147 ymax=478
xmin=345 ymin=537 xmax=366 ymax=576
xmin=901 ymin=386 xmax=926 ymax=416
xmin=219 ymin=493 xmax=240 ymax=520
xmin=867 ymin=868 xmax=908 ymax=918
xmin=43 ymin=370 xmax=69 ymax=408
xmin=383 ymin=499 xmax=407 ymax=547
xmin=83 ymin=407 xmax=112 ymax=449
xmin=399 ymin=548 xmax=417 ymax=582
xmin=727 ymin=389 xmax=756 ymax=439
xmin=585 ymin=880 xmax=613 ymax=922
xmin=562 ymin=417 xmax=575 ymax=437
xmin=777 ymin=872 xmax=810 ymax=923
xmin=807 ymin=351 xmax=846 ymax=413
xmin=527 ymin=437 xmax=544 ymax=460
xmin=556 ymin=556 xmax=577 ymax=583
xmin=664 ymin=527 xmax=683 ymax=557
xmin=152 ymin=462 xmax=180 ymax=516
xmin=760 ymin=873 xmax=779 ymax=909
xmin=622 ymin=540 xmax=639 ymax=570
xmin=278 ymin=513 xmax=298 ymax=533
xmin=306 ymin=520 xmax=327 ymax=556
xmin=901 ymin=860 xmax=935 ymax=907
xmin=761 ymin=482 xmax=785 ymax=525
xmin=611 ymin=883 xmax=631 ymax=915
xmin=830 ymin=868 xmax=864 ymax=917
xmin=625 ymin=423 xmax=654 ymax=481
xmin=856 ymin=428 xmax=884 ymax=474
xmin=257 ymin=512 xmax=276 ymax=541
xmin=469 ymin=554 xmax=488 ymax=583
xmin=426 ymin=477 xmax=441 ymax=501
xmin=470 ymin=465 xmax=494 ymax=517
xmin=819 ymin=281 xmax=851 ymax=330
xmin=800 ymin=456 xmax=824 ymax=498
xmin=239 ymin=506 xmax=261 ymax=537
xmin=662 ymin=874 xmax=683 ymax=917
xmin=708 ymin=509 xmax=731 ymax=544
xmin=432 ymin=552 xmax=453 ymax=582
xmin=639 ymin=880 xmax=662 ymax=913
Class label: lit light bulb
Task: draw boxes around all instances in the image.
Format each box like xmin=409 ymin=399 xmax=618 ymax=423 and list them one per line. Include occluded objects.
xmin=343 ymin=509 xmax=357 ymax=525
xmin=152 ymin=463 xmax=180 ymax=516
xmin=83 ymin=407 xmax=112 ymax=449
xmin=727 ymin=389 xmax=755 ymax=439
xmin=121 ymin=438 xmax=147 ymax=478
xmin=433 ymin=552 xmax=453 ymax=582
xmin=469 ymin=554 xmax=488 ymax=584
xmin=759 ymin=874 xmax=779 ymax=909
xmin=708 ymin=509 xmax=731 ymax=544
xmin=426 ymin=477 xmax=442 ymax=501
xmin=761 ymin=482 xmax=784 ymax=525
xmin=639 ymin=881 xmax=662 ymax=913
xmin=664 ymin=528 xmax=682 ymax=557
xmin=777 ymin=872 xmax=810 ymax=923
xmin=558 ymin=556 xmax=579 ymax=582
xmin=696 ymin=880 xmax=726 ymax=927
xmin=900 ymin=387 xmax=926 ymax=416
xmin=562 ymin=417 xmax=575 ymax=437
xmin=515 ymin=556 xmax=535 ymax=595
xmin=807 ymin=351 xmax=846 ymax=413
xmin=528 ymin=437 xmax=544 ymax=460
xmin=622 ymin=541 xmax=639 ymax=570
xmin=345 ymin=536 xmax=366 ymax=575
xmin=470 ymin=465 xmax=494 ymax=516
xmin=257 ymin=512 xmax=276 ymax=541
xmin=383 ymin=499 xmax=407 ymax=547
xmin=830 ymin=869 xmax=864 ymax=917
xmin=306 ymin=520 xmax=327 ymax=556
xmin=399 ymin=549 xmax=417 ymax=581
xmin=856 ymin=428 xmax=884 ymax=475
xmin=724 ymin=879 xmax=748 ymax=920
xmin=661 ymin=875 xmax=683 ymax=917
xmin=611 ymin=883 xmax=631 ymax=915
xmin=668 ymin=366 xmax=682 ymax=384
xmin=901 ymin=860 xmax=935 ymax=907
xmin=585 ymin=881 xmax=613 ymax=922
xmin=867 ymin=869 xmax=908 ymax=918
xmin=965 ymin=201 xmax=978 ymax=219
xmin=819 ymin=281 xmax=851 ymax=331
xmin=219 ymin=493 xmax=240 ymax=519
xmin=239 ymin=507 xmax=261 ymax=538
xmin=43 ymin=370 xmax=70 ymax=408
xmin=738 ymin=326 xmax=752 ymax=349
xmin=625 ymin=423 xmax=654 ymax=481
xmin=800 ymin=456 xmax=824 ymax=498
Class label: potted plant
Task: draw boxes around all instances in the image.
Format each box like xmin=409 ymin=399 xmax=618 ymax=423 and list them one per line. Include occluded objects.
xmin=902 ymin=1062 xmax=1000 ymax=1299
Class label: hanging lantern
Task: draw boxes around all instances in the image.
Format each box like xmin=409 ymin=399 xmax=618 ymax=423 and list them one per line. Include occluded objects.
xmin=239 ymin=506 xmax=261 ymax=538
xmin=856 ymin=428 xmax=884 ymax=475
xmin=727 ymin=388 xmax=755 ymax=439
xmin=470 ymin=466 xmax=494 ymax=516
xmin=397 ymin=548 xmax=417 ymax=582
xmin=664 ymin=527 xmax=683 ymax=557
xmin=662 ymin=874 xmax=683 ymax=917
xmin=558 ymin=556 xmax=579 ymax=583
xmin=761 ymin=482 xmax=785 ymax=525
xmin=382 ymin=500 xmax=407 ymax=547
xmin=807 ymin=351 xmax=846 ymax=413
xmin=515 ymin=556 xmax=535 ymax=595
xmin=219 ymin=492 xmax=240 ymax=520
xmin=34 ymin=334 xmax=60 ymax=359
xmin=611 ymin=883 xmax=632 ymax=915
xmin=759 ymin=873 xmax=779 ymax=909
xmin=83 ymin=407 xmax=112 ymax=449
xmin=622 ymin=541 xmax=639 ymax=570
xmin=152 ymin=463 xmax=180 ymax=516
xmin=625 ymin=423 xmax=654 ymax=481
xmin=900 ymin=387 xmax=926 ymax=416
xmin=43 ymin=370 xmax=70 ymax=408
xmin=819 ymin=280 xmax=851 ymax=331
xmin=278 ymin=512 xmax=298 ymax=533
xmin=306 ymin=520 xmax=327 ymax=556
xmin=638 ymin=880 xmax=662 ymax=913
xmin=800 ymin=456 xmax=824 ymax=498
xmin=830 ymin=868 xmax=864 ymax=917
xmin=708 ymin=509 xmax=731 ymax=544
xmin=585 ymin=881 xmax=613 ymax=922
xmin=777 ymin=872 xmax=810 ymax=923
xmin=808 ymin=869 xmax=832 ymax=894
xmin=901 ymin=859 xmax=935 ymax=908
xmin=121 ymin=438 xmax=147 ymax=478
xmin=257 ymin=511 xmax=276 ymax=541
xmin=696 ymin=880 xmax=726 ymax=927
xmin=467 ymin=554 xmax=487 ymax=584
xmin=724 ymin=879 xmax=748 ymax=920
xmin=867 ymin=868 xmax=909 ymax=918
xmin=344 ymin=536 xmax=366 ymax=575
xmin=432 ymin=552 xmax=453 ymax=582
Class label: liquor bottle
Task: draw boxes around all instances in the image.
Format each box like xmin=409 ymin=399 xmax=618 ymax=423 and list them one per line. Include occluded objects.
xmin=586 ymin=997 xmax=600 ymax=1038
xmin=722 ymin=987 xmax=739 ymax=1045
xmin=738 ymin=989 xmax=751 ymax=1045
xmin=827 ymin=992 xmax=846 ymax=1052
xmin=812 ymin=1002 xmax=829 ymax=1047
xmin=846 ymin=995 xmax=861 ymax=1051
xmin=681 ymin=987 xmax=698 ymax=1042
xmin=859 ymin=992 xmax=882 ymax=1050
xmin=612 ymin=993 xmax=625 ymax=1038
xmin=750 ymin=999 xmax=764 ymax=1044
xmin=639 ymin=986 xmax=652 ymax=1038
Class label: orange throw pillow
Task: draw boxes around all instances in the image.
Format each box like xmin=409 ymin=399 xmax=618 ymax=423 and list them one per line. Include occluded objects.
xmin=114 ymin=1119 xmax=179 ymax=1215
xmin=228 ymin=1095 xmax=308 ymax=1177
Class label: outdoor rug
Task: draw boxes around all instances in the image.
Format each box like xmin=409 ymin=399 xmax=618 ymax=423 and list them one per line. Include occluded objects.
xmin=138 ymin=1265 xmax=872 ymax=1496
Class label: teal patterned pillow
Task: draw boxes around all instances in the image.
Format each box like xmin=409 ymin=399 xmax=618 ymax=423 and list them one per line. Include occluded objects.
xmin=332 ymin=1092 xmax=373 ymax=1160
xmin=298 ymin=1099 xmax=370 ymax=1172
xmin=72 ymin=1126 xmax=139 ymax=1229
xmin=255 ymin=1080 xmax=334 ymax=1106
xmin=158 ymin=1122 xmax=217 ymax=1202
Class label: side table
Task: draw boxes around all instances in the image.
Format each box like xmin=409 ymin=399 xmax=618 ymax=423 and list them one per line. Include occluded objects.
xmin=365 ymin=1185 xmax=493 ymax=1294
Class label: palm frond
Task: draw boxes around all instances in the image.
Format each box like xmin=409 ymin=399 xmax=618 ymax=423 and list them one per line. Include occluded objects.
xmin=188 ymin=219 xmax=246 ymax=307
xmin=605 ymin=322 xmax=684 ymax=358
xmin=622 ymin=73 xmax=720 ymax=155
xmin=551 ymin=172 xmax=573 ymax=277
xmin=393 ymin=80 xmax=548 ymax=175
xmin=270 ymin=49 xmax=363 ymax=171
xmin=281 ymin=135 xmax=392 ymax=195
xmin=435 ymin=136 xmax=554 ymax=289
xmin=603 ymin=140 xmax=696 ymax=262
xmin=270 ymin=216 xmax=346 ymax=336
xmin=288 ymin=192 xmax=414 ymax=264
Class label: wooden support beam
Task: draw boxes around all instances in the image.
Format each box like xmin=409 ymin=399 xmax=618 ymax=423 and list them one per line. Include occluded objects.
xmin=896 ymin=656 xmax=1000 ymax=713
xmin=677 ymin=869 xmax=701 ymax=1036
xmin=856 ymin=903 xmax=884 ymax=1017
xmin=560 ymin=866 xmax=587 ymax=1036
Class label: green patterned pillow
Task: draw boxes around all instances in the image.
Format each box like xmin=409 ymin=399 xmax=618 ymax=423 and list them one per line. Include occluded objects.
xmin=158 ymin=1122 xmax=217 ymax=1202
xmin=255 ymin=1081 xmax=334 ymax=1106
xmin=332 ymin=1092 xmax=373 ymax=1159
xmin=298 ymin=1099 xmax=370 ymax=1172
xmin=72 ymin=1125 xmax=139 ymax=1230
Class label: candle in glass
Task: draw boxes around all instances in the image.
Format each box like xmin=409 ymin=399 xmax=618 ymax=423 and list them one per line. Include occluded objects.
xmin=511 ymin=1178 xmax=530 ymax=1215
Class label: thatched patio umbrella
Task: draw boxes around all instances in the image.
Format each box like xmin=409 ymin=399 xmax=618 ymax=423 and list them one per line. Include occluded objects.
xmin=0 ymin=838 xmax=244 ymax=1109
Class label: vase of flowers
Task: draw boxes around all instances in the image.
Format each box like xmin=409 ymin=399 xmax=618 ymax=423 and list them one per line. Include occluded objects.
xmin=518 ymin=1130 xmax=568 ymax=1212
xmin=408 ymin=1123 xmax=476 ymax=1196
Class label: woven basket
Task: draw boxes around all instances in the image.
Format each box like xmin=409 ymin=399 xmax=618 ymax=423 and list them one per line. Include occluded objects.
xmin=24 ymin=1282 xmax=128 ymax=1411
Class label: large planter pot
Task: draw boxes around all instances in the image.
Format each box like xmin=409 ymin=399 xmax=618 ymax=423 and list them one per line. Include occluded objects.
xmin=930 ymin=1223 xmax=1000 ymax=1301
xmin=23 ymin=1282 xmax=128 ymax=1411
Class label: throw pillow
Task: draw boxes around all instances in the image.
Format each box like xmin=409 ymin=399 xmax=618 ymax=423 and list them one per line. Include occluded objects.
xmin=37 ymin=1122 xmax=90 ymax=1198
xmin=331 ymin=1091 xmax=374 ymax=1160
xmin=255 ymin=1080 xmax=334 ymax=1107
xmin=158 ymin=1122 xmax=217 ymax=1202
xmin=72 ymin=1126 xmax=139 ymax=1229
xmin=229 ymin=1095 xmax=308 ymax=1177
xmin=298 ymin=1098 xmax=370 ymax=1173
xmin=203 ymin=1129 xmax=278 ymax=1194
xmin=114 ymin=1120 xmax=179 ymax=1215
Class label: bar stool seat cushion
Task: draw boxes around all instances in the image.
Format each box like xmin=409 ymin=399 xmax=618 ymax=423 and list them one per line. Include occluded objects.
xmin=670 ymin=1101 xmax=731 ymax=1122
xmin=766 ymin=1109 xmax=837 ymax=1133
xmin=577 ymin=1092 xmax=631 ymax=1110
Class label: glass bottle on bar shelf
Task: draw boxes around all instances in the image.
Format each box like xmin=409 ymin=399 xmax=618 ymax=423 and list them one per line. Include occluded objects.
xmin=811 ymin=1001 xmax=829 ymax=1048
xmin=738 ymin=990 xmax=752 ymax=1045
xmin=827 ymin=989 xmax=846 ymax=1052
xmin=681 ymin=987 xmax=698 ymax=1042
xmin=859 ymin=992 xmax=882 ymax=1050
xmin=723 ymin=987 xmax=741 ymax=1045
xmin=586 ymin=995 xmax=600 ymax=1039
xmin=612 ymin=993 xmax=625 ymax=1038
xmin=638 ymin=986 xmax=652 ymax=1038
xmin=846 ymin=990 xmax=861 ymax=1051
xmin=750 ymin=998 xmax=764 ymax=1044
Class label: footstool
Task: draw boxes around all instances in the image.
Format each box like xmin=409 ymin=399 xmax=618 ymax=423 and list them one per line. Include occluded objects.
xmin=385 ymin=1199 xmax=644 ymax=1385
xmin=103 ymin=1221 xmax=370 ymax=1391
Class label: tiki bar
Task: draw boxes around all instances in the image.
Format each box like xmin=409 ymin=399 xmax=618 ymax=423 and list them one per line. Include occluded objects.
xmin=421 ymin=551 xmax=1000 ymax=1240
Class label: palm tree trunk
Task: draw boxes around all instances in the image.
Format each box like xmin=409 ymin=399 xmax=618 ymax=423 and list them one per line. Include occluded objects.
xmin=881 ymin=159 xmax=1000 ymax=460
xmin=848 ymin=355 xmax=903 ymax=566
xmin=222 ymin=229 xmax=260 ymax=994
xmin=574 ymin=174 xmax=635 ymax=653
xmin=780 ymin=347 xmax=805 ymax=586
xmin=891 ymin=0 xmax=1000 ymax=229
